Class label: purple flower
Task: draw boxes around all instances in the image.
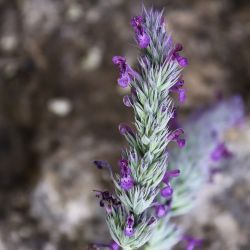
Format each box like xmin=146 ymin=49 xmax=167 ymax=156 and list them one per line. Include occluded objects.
xmin=171 ymin=44 xmax=188 ymax=67
xmin=94 ymin=190 xmax=121 ymax=213
xmin=170 ymin=79 xmax=186 ymax=103
xmin=163 ymin=169 xmax=181 ymax=184
xmin=160 ymin=184 xmax=173 ymax=198
xmin=124 ymin=214 xmax=135 ymax=237
xmin=118 ymin=159 xmax=134 ymax=190
xmin=119 ymin=159 xmax=130 ymax=175
xmin=131 ymin=16 xmax=150 ymax=48
xmin=120 ymin=175 xmax=134 ymax=190
xmin=110 ymin=241 xmax=120 ymax=250
xmin=160 ymin=169 xmax=180 ymax=198
xmin=119 ymin=123 xmax=135 ymax=137
xmin=112 ymin=56 xmax=136 ymax=88
xmin=167 ymin=128 xmax=186 ymax=148
xmin=90 ymin=241 xmax=120 ymax=250
xmin=210 ymin=143 xmax=233 ymax=161
xmin=154 ymin=204 xmax=168 ymax=218
xmin=154 ymin=198 xmax=172 ymax=218
xmin=177 ymin=138 xmax=186 ymax=148
xmin=182 ymin=235 xmax=203 ymax=250
xmin=123 ymin=95 xmax=133 ymax=107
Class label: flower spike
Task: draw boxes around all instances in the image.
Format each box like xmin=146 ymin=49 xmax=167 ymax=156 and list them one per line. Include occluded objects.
xmin=94 ymin=7 xmax=188 ymax=250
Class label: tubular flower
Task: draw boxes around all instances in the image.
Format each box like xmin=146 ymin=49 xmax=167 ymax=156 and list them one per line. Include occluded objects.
xmin=124 ymin=214 xmax=135 ymax=237
xmin=170 ymin=79 xmax=186 ymax=103
xmin=112 ymin=56 xmax=137 ymax=88
xmin=119 ymin=159 xmax=134 ymax=190
xmin=167 ymin=128 xmax=186 ymax=148
xmin=131 ymin=16 xmax=150 ymax=48
xmin=171 ymin=43 xmax=188 ymax=67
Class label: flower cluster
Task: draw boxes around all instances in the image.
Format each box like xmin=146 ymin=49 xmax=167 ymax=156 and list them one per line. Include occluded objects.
xmin=92 ymin=7 xmax=188 ymax=250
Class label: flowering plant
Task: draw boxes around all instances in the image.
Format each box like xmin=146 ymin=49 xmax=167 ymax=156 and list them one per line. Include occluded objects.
xmin=91 ymin=6 xmax=244 ymax=250
xmin=92 ymin=7 xmax=187 ymax=250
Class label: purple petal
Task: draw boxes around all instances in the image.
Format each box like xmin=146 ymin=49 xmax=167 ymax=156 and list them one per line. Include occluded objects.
xmin=177 ymin=138 xmax=186 ymax=148
xmin=155 ymin=204 xmax=167 ymax=218
xmin=137 ymin=33 xmax=150 ymax=48
xmin=124 ymin=214 xmax=135 ymax=237
xmin=182 ymin=235 xmax=203 ymax=250
xmin=174 ymin=43 xmax=183 ymax=52
xmin=211 ymin=143 xmax=233 ymax=161
xmin=118 ymin=159 xmax=131 ymax=176
xmin=91 ymin=241 xmax=120 ymax=250
xmin=118 ymin=73 xmax=131 ymax=88
xmin=160 ymin=185 xmax=173 ymax=198
xmin=131 ymin=16 xmax=144 ymax=28
xmin=110 ymin=241 xmax=120 ymax=250
xmin=120 ymin=175 xmax=134 ymax=190
xmin=163 ymin=169 xmax=180 ymax=183
xmin=123 ymin=95 xmax=133 ymax=107
xmin=168 ymin=128 xmax=184 ymax=141
xmin=124 ymin=226 xmax=134 ymax=237
xmin=112 ymin=56 xmax=126 ymax=65
xmin=177 ymin=56 xmax=188 ymax=67
xmin=119 ymin=123 xmax=135 ymax=137
xmin=179 ymin=88 xmax=186 ymax=103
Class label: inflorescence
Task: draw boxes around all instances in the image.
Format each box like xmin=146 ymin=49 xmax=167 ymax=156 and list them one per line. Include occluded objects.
xmin=92 ymin=7 xmax=187 ymax=250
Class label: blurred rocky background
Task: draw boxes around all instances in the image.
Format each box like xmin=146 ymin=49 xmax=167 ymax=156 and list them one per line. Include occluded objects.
xmin=0 ymin=0 xmax=249 ymax=249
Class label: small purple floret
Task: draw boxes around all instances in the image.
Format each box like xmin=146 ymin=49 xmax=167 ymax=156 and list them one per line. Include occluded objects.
xmin=91 ymin=241 xmax=120 ymax=250
xmin=160 ymin=185 xmax=173 ymax=198
xmin=177 ymin=138 xmax=186 ymax=148
xmin=119 ymin=123 xmax=135 ymax=137
xmin=137 ymin=32 xmax=150 ymax=48
xmin=120 ymin=175 xmax=134 ymax=190
xmin=110 ymin=241 xmax=120 ymax=250
xmin=170 ymin=80 xmax=186 ymax=103
xmin=155 ymin=204 xmax=167 ymax=218
xmin=119 ymin=159 xmax=134 ymax=190
xmin=112 ymin=56 xmax=136 ymax=88
xmin=94 ymin=190 xmax=121 ymax=213
xmin=123 ymin=95 xmax=133 ymax=107
xmin=211 ymin=143 xmax=233 ymax=161
xmin=131 ymin=16 xmax=150 ymax=48
xmin=171 ymin=43 xmax=188 ymax=67
xmin=124 ymin=214 xmax=135 ymax=237
xmin=167 ymin=128 xmax=185 ymax=148
xmin=179 ymin=88 xmax=186 ymax=103
xmin=163 ymin=169 xmax=181 ymax=184
xmin=119 ymin=159 xmax=131 ymax=175
xmin=182 ymin=235 xmax=203 ymax=250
